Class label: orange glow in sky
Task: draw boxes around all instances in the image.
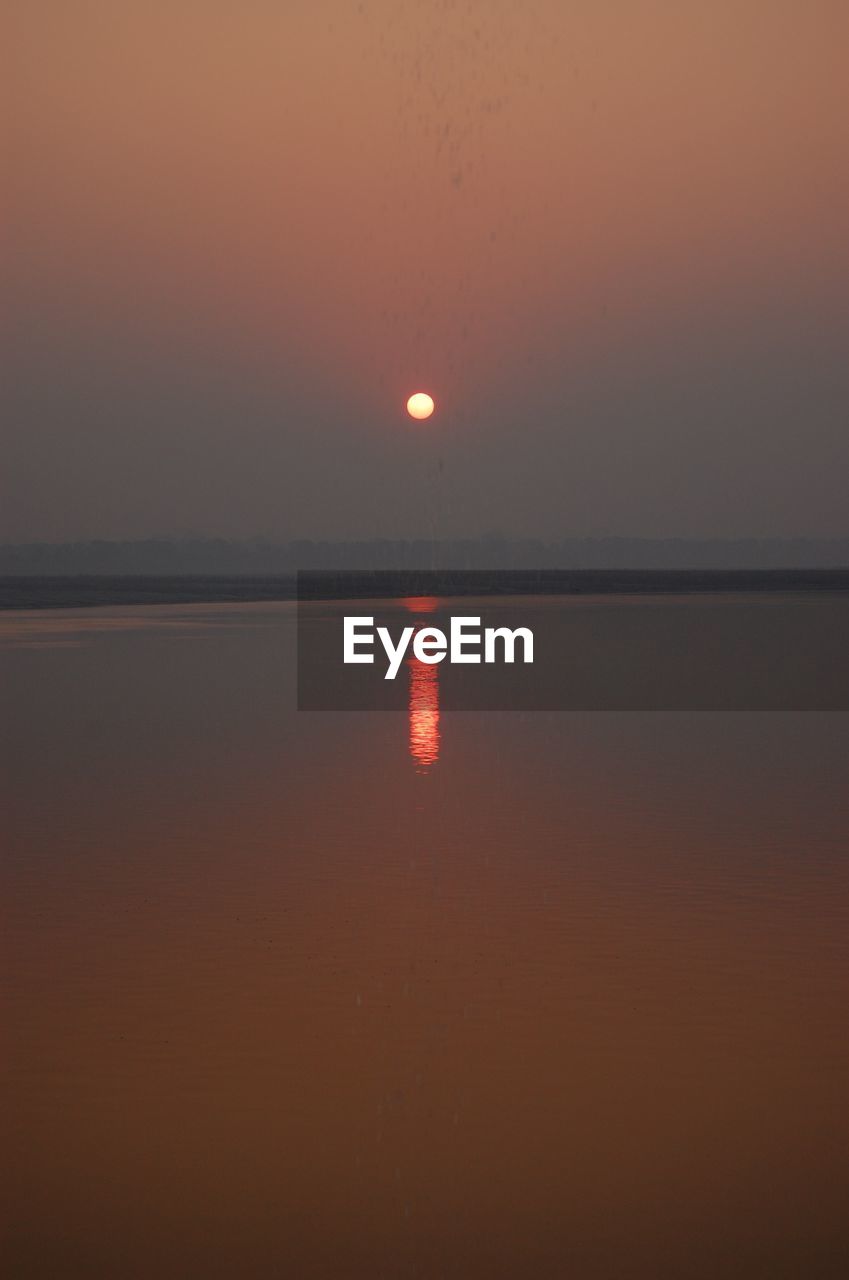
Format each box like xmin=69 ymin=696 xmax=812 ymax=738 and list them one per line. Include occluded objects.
xmin=5 ymin=1 xmax=848 ymax=542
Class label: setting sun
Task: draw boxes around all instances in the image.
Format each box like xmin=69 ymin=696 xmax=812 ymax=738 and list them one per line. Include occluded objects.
xmin=406 ymin=392 xmax=435 ymax=420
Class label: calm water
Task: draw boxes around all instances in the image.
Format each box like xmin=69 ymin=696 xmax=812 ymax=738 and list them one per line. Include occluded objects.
xmin=3 ymin=600 xmax=849 ymax=1277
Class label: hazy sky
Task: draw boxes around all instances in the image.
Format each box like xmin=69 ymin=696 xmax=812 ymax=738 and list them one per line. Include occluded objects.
xmin=5 ymin=1 xmax=848 ymax=542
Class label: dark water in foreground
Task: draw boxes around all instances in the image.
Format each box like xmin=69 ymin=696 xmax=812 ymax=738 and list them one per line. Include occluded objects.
xmin=3 ymin=600 xmax=849 ymax=1277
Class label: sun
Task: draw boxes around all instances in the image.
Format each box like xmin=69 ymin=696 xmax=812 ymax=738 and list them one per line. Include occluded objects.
xmin=406 ymin=392 xmax=435 ymax=420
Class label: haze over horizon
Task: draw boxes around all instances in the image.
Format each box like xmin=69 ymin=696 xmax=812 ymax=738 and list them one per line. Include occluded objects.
xmin=6 ymin=1 xmax=848 ymax=544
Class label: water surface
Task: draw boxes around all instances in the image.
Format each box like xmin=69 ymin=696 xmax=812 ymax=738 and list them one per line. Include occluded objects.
xmin=3 ymin=600 xmax=848 ymax=1277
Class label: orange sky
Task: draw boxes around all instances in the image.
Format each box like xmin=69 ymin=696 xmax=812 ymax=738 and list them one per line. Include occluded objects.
xmin=5 ymin=1 xmax=849 ymax=539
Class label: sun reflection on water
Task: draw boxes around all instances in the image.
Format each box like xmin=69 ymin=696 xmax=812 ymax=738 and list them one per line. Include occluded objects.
xmin=408 ymin=657 xmax=440 ymax=770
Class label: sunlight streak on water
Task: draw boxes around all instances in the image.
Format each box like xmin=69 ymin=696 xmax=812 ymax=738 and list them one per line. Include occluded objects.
xmin=407 ymin=657 xmax=440 ymax=770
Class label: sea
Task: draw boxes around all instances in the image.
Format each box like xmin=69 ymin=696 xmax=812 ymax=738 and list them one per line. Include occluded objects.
xmin=3 ymin=585 xmax=848 ymax=1276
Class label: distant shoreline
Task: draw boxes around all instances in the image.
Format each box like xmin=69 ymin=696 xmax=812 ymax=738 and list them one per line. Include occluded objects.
xmin=3 ymin=570 xmax=849 ymax=611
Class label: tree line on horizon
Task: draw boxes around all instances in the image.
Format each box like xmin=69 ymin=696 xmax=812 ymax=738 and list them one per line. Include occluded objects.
xmin=1 ymin=536 xmax=849 ymax=574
